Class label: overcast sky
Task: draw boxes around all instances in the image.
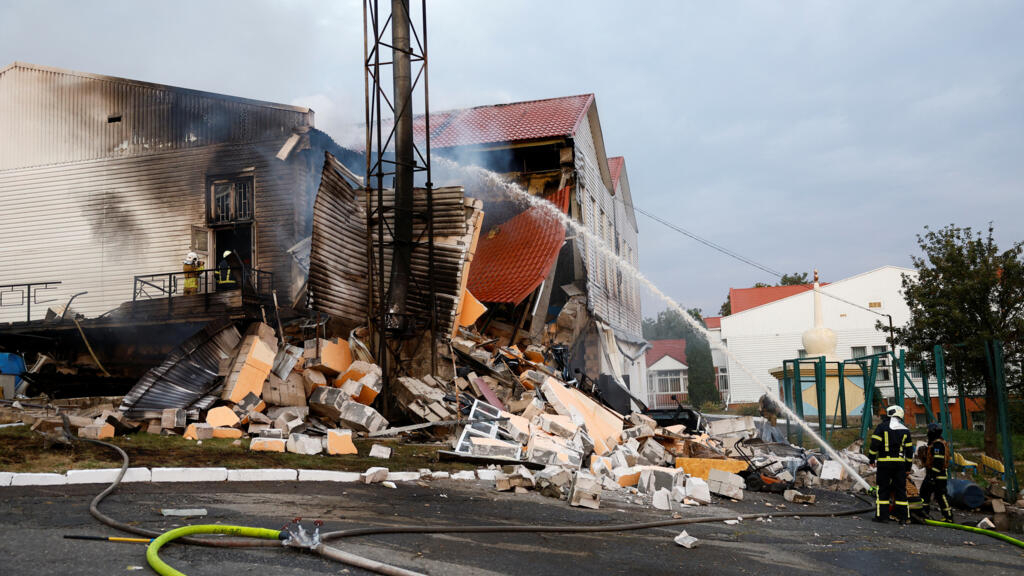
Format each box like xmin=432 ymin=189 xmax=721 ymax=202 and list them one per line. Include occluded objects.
xmin=3 ymin=1 xmax=1022 ymax=317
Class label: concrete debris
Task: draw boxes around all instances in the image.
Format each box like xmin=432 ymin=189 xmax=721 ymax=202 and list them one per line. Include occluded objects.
xmin=161 ymin=508 xmax=207 ymax=517
xmin=361 ymin=467 xmax=389 ymax=484
xmin=368 ymin=444 xmax=392 ymax=459
xmin=707 ymin=468 xmax=745 ymax=501
xmin=569 ymin=471 xmax=602 ymax=509
xmin=977 ymin=517 xmax=995 ymax=529
xmin=673 ymin=530 xmax=699 ymax=549
xmin=286 ymin=433 xmax=323 ymax=455
xmin=784 ymin=489 xmax=815 ymax=504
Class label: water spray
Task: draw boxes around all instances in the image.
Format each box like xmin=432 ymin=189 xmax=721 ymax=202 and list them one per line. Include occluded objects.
xmin=438 ymin=157 xmax=872 ymax=492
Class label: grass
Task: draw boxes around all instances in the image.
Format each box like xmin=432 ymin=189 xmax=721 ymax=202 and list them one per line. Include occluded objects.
xmin=0 ymin=426 xmax=477 ymax=474
xmin=948 ymin=428 xmax=1024 ymax=461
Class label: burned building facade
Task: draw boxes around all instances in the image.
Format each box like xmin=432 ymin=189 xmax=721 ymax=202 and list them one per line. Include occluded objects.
xmin=0 ymin=62 xmax=363 ymax=326
xmin=423 ymin=94 xmax=647 ymax=410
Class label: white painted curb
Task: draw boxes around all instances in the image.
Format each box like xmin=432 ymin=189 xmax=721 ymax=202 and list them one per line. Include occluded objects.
xmin=0 ymin=467 xmax=499 ymax=486
xmin=227 ymin=469 xmax=298 ymax=482
xmin=297 ymin=469 xmax=362 ymax=482
xmin=151 ymin=467 xmax=228 ymax=483
xmin=10 ymin=473 xmax=67 ymax=486
xmin=66 ymin=467 xmax=151 ymax=484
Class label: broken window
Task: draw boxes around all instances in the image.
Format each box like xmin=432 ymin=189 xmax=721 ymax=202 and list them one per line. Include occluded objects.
xmin=207 ymin=175 xmax=254 ymax=225
xmin=190 ymin=226 xmax=209 ymax=253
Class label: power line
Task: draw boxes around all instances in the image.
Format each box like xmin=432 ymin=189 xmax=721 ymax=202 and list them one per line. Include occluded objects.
xmin=614 ymin=194 xmax=889 ymax=318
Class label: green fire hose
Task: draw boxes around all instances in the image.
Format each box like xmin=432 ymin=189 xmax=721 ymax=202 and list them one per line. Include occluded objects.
xmin=146 ymin=525 xmax=283 ymax=576
xmin=923 ymin=519 xmax=1024 ymax=549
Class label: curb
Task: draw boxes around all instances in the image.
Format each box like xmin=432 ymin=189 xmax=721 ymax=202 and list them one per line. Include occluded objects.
xmin=0 ymin=467 xmax=484 ymax=487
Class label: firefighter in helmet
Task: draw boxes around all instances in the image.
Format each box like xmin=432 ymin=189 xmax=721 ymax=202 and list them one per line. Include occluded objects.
xmin=182 ymin=251 xmax=204 ymax=295
xmin=216 ymin=250 xmax=240 ymax=290
xmin=919 ymin=422 xmax=954 ymax=522
xmin=867 ymin=405 xmax=915 ymax=524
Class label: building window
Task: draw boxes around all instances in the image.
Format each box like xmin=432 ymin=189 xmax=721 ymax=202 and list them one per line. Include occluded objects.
xmin=798 ymin=349 xmax=807 ymax=358
xmin=868 ymin=301 xmax=882 ymax=308
xmin=648 ymin=370 xmax=687 ymax=394
xmin=851 ymin=346 xmax=867 ymax=359
xmin=190 ymin=226 xmax=209 ymax=254
xmin=717 ymin=367 xmax=729 ymax=394
xmin=207 ymin=175 xmax=254 ymax=225
xmin=970 ymin=411 xmax=985 ymax=432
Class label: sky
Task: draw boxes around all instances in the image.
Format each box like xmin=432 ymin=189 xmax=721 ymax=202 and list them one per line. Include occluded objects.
xmin=2 ymin=0 xmax=1023 ymax=318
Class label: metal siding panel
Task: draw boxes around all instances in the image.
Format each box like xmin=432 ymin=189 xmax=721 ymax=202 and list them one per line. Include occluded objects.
xmin=0 ymin=64 xmax=312 ymax=170
xmin=0 ymin=141 xmax=302 ymax=322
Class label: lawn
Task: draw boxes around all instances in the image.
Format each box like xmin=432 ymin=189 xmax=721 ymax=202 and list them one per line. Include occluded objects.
xmin=0 ymin=425 xmax=475 ymax=474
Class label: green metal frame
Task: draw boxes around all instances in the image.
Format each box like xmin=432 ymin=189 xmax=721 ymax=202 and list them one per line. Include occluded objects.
xmin=984 ymin=340 xmax=1019 ymax=499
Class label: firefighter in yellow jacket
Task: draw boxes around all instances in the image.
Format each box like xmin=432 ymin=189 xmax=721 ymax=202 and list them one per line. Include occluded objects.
xmin=920 ymin=422 xmax=954 ymax=522
xmin=867 ymin=405 xmax=915 ymax=524
xmin=182 ymin=252 xmax=204 ymax=295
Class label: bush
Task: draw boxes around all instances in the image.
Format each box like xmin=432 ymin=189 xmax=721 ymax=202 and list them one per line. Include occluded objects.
xmin=737 ymin=404 xmax=760 ymax=417
xmin=699 ymin=400 xmax=721 ymax=413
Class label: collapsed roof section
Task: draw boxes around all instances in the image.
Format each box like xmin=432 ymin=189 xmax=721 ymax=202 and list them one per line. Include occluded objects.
xmin=467 ymin=186 xmax=570 ymax=304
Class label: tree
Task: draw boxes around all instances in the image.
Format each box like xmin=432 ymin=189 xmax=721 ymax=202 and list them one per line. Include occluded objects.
xmin=888 ymin=224 xmax=1024 ymax=456
xmin=642 ymin=308 xmax=720 ymax=407
xmin=718 ymin=273 xmax=810 ymax=317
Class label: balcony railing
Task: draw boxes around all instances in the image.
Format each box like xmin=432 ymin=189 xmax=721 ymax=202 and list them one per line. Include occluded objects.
xmin=132 ymin=268 xmax=273 ymax=302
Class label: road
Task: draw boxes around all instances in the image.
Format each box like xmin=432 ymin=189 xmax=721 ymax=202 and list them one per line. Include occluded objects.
xmin=1 ymin=479 xmax=1021 ymax=575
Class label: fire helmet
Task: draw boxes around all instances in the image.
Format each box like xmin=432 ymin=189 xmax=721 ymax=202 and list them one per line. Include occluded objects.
xmin=886 ymin=405 xmax=905 ymax=420
xmin=223 ymin=250 xmax=232 ymax=259
xmin=927 ymin=422 xmax=943 ymax=439
xmin=184 ymin=251 xmax=199 ymax=265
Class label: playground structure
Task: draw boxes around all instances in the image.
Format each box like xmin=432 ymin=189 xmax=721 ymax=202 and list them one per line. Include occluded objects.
xmin=777 ymin=340 xmax=1019 ymax=501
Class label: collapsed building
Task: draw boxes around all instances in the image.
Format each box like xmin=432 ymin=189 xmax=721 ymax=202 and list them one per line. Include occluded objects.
xmin=423 ymin=94 xmax=648 ymax=412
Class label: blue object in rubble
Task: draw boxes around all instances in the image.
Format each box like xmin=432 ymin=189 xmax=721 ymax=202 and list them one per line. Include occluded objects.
xmin=0 ymin=353 xmax=26 ymax=385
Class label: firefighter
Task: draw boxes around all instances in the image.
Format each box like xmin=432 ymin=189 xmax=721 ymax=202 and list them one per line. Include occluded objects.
xmin=867 ymin=405 xmax=914 ymax=524
xmin=182 ymin=251 xmax=204 ymax=295
xmin=216 ymin=250 xmax=239 ymax=290
xmin=919 ymin=422 xmax=954 ymax=522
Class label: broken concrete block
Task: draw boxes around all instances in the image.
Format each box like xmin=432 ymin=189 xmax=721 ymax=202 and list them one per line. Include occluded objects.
xmin=248 ymin=422 xmax=271 ymax=435
xmin=612 ymin=466 xmax=642 ymax=487
xmin=684 ymin=477 xmax=712 ymax=504
xmin=638 ymin=438 xmax=672 ymax=467
xmin=977 ymin=517 xmax=995 ymax=529
xmin=820 ymin=461 xmax=845 ymax=482
xmin=303 ymin=369 xmax=327 ymax=396
xmin=369 ymin=444 xmax=392 ymax=459
xmin=206 ymin=406 xmax=240 ymax=428
xmin=569 ymin=471 xmax=602 ymax=509
xmin=627 ymin=412 xmax=658 ymax=431
xmin=451 ymin=470 xmax=476 ymax=481
xmin=212 ymin=427 xmax=243 ymax=439
xmin=674 ymin=530 xmax=699 ymax=549
xmin=222 ymin=324 xmax=277 ymax=403
xmin=274 ymin=416 xmax=306 ymax=435
xmin=335 ymin=361 xmax=383 ymax=405
xmin=639 ymin=466 xmax=680 ymax=495
xmin=263 ymin=373 xmax=307 ymax=407
xmin=361 ymin=467 xmax=389 ymax=484
xmin=652 ymin=488 xmax=672 ymax=511
xmin=499 ymin=410 xmax=531 ymax=444
xmin=161 ymin=408 xmax=185 ymax=430
xmin=338 ymin=401 xmax=388 ymax=434
xmin=526 ymin=432 xmax=582 ymax=468
xmin=286 ymin=433 xmax=323 ymax=455
xmin=784 ymin=489 xmax=816 ymax=504
xmin=267 ymin=405 xmax=307 ymax=420
xmin=536 ymin=413 xmax=578 ymax=438
xmin=78 ymin=423 xmax=115 ymax=440
xmin=621 ymin=424 xmax=655 ymax=442
xmin=145 ymin=419 xmax=163 ymax=435
xmin=671 ymin=485 xmax=687 ymax=503
xmin=468 ymin=437 xmax=522 ymax=460
xmin=707 ymin=468 xmax=745 ymax=501
xmin=183 ymin=423 xmax=214 ymax=441
xmin=250 ymin=437 xmax=286 ymax=452
xmin=991 ymin=498 xmax=1006 ymax=514
xmin=304 ymin=338 xmax=352 ymax=376
xmin=326 ymin=429 xmax=358 ymax=455
xmin=308 ymin=386 xmax=347 ymax=422
xmin=257 ymin=428 xmax=284 ymax=439
xmin=248 ymin=410 xmax=273 ymax=424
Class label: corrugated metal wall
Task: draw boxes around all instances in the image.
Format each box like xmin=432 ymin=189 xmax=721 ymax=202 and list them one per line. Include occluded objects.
xmin=0 ymin=63 xmax=311 ymax=170
xmin=573 ymin=114 xmax=643 ymax=338
xmin=0 ymin=140 xmax=304 ymax=322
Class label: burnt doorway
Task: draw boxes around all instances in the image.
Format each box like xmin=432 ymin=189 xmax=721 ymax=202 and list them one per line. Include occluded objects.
xmin=214 ymin=225 xmax=253 ymax=270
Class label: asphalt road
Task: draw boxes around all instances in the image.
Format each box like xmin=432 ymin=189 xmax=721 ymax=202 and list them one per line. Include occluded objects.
xmin=1 ymin=479 xmax=1021 ymax=575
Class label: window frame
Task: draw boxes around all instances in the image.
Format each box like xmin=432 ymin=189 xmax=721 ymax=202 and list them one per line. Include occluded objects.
xmin=206 ymin=173 xmax=255 ymax=226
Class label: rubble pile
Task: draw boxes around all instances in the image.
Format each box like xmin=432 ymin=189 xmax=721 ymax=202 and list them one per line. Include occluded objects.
xmin=1 ymin=319 xmax=871 ymax=515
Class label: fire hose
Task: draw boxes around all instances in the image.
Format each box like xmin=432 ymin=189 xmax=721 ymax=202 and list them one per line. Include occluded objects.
xmin=77 ymin=435 xmax=1023 ymax=575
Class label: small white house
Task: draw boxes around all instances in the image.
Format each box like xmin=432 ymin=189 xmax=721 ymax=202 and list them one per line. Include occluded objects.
xmin=645 ymin=339 xmax=689 ymax=409
xmin=717 ymin=265 xmax=916 ymax=407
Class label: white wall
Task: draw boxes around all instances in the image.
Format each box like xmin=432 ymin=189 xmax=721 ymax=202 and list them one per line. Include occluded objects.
xmin=719 ymin=266 xmax=917 ymax=405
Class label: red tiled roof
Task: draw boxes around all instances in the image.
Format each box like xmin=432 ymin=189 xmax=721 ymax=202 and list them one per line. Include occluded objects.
xmin=703 ymin=316 xmax=722 ymax=329
xmin=729 ymin=283 xmax=825 ymax=314
xmin=466 ymin=186 xmax=571 ymax=304
xmin=416 ymin=94 xmax=594 ymax=149
xmin=646 ymin=339 xmax=688 ymax=368
xmin=607 ymin=156 xmax=624 ymax=191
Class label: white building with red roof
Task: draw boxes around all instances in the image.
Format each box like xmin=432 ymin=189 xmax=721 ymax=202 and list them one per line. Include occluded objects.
xmin=716 ymin=266 xmax=915 ymax=407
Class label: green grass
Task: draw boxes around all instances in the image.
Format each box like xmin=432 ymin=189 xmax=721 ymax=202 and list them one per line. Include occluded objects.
xmin=948 ymin=428 xmax=1024 ymax=461
xmin=0 ymin=425 xmax=476 ymax=474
